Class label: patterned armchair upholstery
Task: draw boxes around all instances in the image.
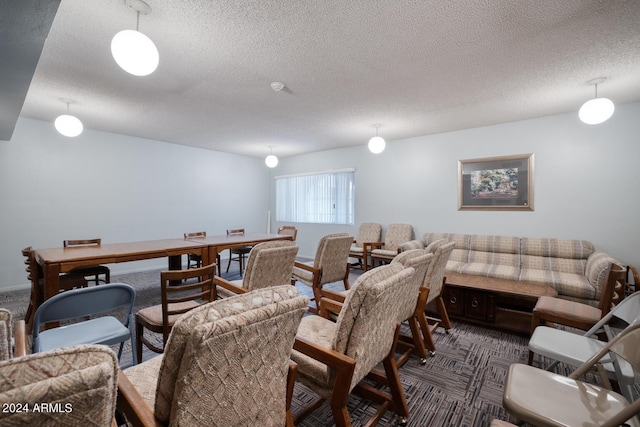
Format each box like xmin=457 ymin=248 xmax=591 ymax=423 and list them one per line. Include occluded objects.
xmin=370 ymin=223 xmax=414 ymax=268
xmin=215 ymin=240 xmax=299 ymax=298
xmin=118 ymin=286 xmax=309 ymax=427
xmin=291 ymin=233 xmax=354 ymax=312
xmin=419 ymin=241 xmax=456 ymax=355
xmin=0 ymin=309 xmax=26 ymax=361
xmin=291 ymin=263 xmax=417 ymax=426
xmin=0 ymin=345 xmax=118 ymax=426
xmin=390 ymin=249 xmax=434 ymax=365
xmin=349 ymin=223 xmax=382 ymax=271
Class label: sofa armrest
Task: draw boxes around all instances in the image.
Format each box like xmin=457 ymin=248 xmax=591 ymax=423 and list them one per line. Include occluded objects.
xmin=398 ymin=240 xmax=425 ymax=252
xmin=585 ymin=251 xmax=624 ymax=296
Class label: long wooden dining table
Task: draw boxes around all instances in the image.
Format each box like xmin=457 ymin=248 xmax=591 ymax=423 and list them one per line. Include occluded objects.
xmin=34 ymin=233 xmax=292 ymax=302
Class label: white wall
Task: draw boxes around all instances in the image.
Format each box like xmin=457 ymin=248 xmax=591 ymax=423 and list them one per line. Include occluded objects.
xmin=0 ymin=118 xmax=270 ymax=291
xmin=271 ymin=102 xmax=640 ymax=271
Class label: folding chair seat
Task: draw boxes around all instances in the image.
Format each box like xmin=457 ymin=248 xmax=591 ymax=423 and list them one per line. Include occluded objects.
xmin=501 ymin=321 xmax=640 ymax=427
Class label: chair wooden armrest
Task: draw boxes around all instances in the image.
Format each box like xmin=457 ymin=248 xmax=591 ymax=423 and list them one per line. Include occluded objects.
xmin=13 ymin=320 xmax=26 ymax=357
xmin=362 ymin=242 xmax=375 ymax=251
xmin=293 ymin=335 xmax=355 ymax=382
xmin=369 ymin=241 xmax=384 ymax=250
xmin=318 ymin=297 xmax=344 ymax=319
xmin=292 ymin=261 xmax=322 ymax=292
xmin=319 ymin=288 xmax=347 ymax=303
xmin=213 ymin=276 xmax=247 ymax=297
xmin=293 ymin=261 xmax=320 ymax=275
xmin=117 ymin=370 xmax=163 ymax=427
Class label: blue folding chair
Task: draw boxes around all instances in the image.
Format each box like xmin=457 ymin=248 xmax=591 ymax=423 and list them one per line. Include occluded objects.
xmin=32 ymin=282 xmax=137 ymax=365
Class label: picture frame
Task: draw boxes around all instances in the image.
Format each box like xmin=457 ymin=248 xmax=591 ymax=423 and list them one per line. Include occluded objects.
xmin=458 ymin=153 xmax=534 ymax=211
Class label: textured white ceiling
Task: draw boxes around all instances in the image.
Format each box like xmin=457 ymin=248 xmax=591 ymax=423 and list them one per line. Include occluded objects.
xmin=17 ymin=0 xmax=640 ymax=159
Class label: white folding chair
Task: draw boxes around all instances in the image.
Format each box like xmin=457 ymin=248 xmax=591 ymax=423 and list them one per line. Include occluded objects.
xmin=529 ymin=291 xmax=640 ymax=402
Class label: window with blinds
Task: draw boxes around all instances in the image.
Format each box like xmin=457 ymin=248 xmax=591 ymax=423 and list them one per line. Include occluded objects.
xmin=275 ymin=169 xmax=355 ymax=225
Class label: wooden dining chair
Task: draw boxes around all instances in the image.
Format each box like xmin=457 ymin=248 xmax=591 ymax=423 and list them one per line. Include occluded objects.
xmin=135 ymin=263 xmax=215 ymax=363
xmin=21 ymin=246 xmax=88 ymax=330
xmin=184 ymin=231 xmax=206 ymax=269
xmin=226 ymin=228 xmax=252 ymax=276
xmin=63 ymin=238 xmax=111 ymax=285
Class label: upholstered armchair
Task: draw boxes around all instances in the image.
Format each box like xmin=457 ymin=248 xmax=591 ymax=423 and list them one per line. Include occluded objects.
xmin=291 ymin=233 xmax=354 ymax=312
xmin=291 ymin=263 xmax=417 ymax=426
xmin=118 ymin=286 xmax=309 ymax=427
xmin=214 ymin=240 xmax=299 ymax=299
xmin=321 ymin=249 xmax=434 ymax=366
xmin=0 ymin=345 xmax=119 ymax=426
xmin=369 ymin=223 xmax=414 ymax=268
xmin=418 ymin=241 xmax=456 ymax=356
xmin=348 ymin=222 xmax=382 ymax=271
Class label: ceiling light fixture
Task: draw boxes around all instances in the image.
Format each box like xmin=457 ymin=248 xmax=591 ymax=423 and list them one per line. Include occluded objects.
xmin=265 ymin=146 xmax=278 ymax=168
xmin=54 ymin=99 xmax=83 ymax=137
xmin=270 ymin=82 xmax=285 ymax=92
xmin=578 ymin=77 xmax=615 ymax=125
xmin=368 ymin=124 xmax=385 ymax=154
xmin=111 ymin=0 xmax=159 ymax=76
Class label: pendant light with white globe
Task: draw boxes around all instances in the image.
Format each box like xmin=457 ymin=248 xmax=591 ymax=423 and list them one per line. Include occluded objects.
xmin=111 ymin=0 xmax=159 ymax=77
xmin=578 ymin=77 xmax=615 ymax=125
xmin=265 ymin=146 xmax=279 ymax=168
xmin=55 ymin=99 xmax=83 ymax=137
xmin=368 ymin=124 xmax=385 ymax=154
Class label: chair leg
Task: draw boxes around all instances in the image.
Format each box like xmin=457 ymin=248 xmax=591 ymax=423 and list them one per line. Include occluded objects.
xmin=286 ymin=362 xmax=297 ymax=427
xmin=436 ymin=293 xmax=452 ymax=331
xmin=226 ymin=250 xmax=232 ymax=273
xmin=135 ymin=319 xmax=144 ymax=364
xmin=382 ymin=350 xmax=409 ymax=420
xmin=408 ymin=316 xmax=428 ymax=364
xmin=530 ymin=309 xmax=542 ymax=335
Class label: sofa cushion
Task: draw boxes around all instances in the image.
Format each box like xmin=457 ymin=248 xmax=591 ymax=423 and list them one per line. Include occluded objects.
xmin=520 ymin=238 xmax=594 ymax=275
xmin=457 ymin=263 xmax=520 ymax=281
xmin=519 ymin=269 xmax=596 ymax=300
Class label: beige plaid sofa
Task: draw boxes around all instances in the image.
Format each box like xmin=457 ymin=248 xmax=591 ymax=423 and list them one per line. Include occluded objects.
xmin=402 ymin=232 xmax=622 ymax=307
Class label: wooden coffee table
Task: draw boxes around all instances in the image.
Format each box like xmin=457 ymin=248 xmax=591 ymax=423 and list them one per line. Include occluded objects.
xmin=443 ymin=272 xmax=557 ymax=335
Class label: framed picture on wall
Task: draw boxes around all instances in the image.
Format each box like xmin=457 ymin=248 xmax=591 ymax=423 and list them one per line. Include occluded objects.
xmin=458 ymin=153 xmax=534 ymax=211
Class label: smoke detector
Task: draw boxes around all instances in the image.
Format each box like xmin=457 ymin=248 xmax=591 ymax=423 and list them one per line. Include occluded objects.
xmin=270 ymin=81 xmax=285 ymax=92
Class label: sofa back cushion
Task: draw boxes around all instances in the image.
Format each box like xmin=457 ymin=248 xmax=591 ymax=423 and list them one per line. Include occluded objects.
xmin=423 ymin=233 xmax=470 ymax=264
xmin=520 ymin=238 xmax=594 ymax=274
xmin=467 ymin=235 xmax=520 ymax=267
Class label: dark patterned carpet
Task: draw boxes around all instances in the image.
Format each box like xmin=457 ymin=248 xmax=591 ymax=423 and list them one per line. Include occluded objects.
xmin=2 ymin=265 xmax=588 ymax=426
